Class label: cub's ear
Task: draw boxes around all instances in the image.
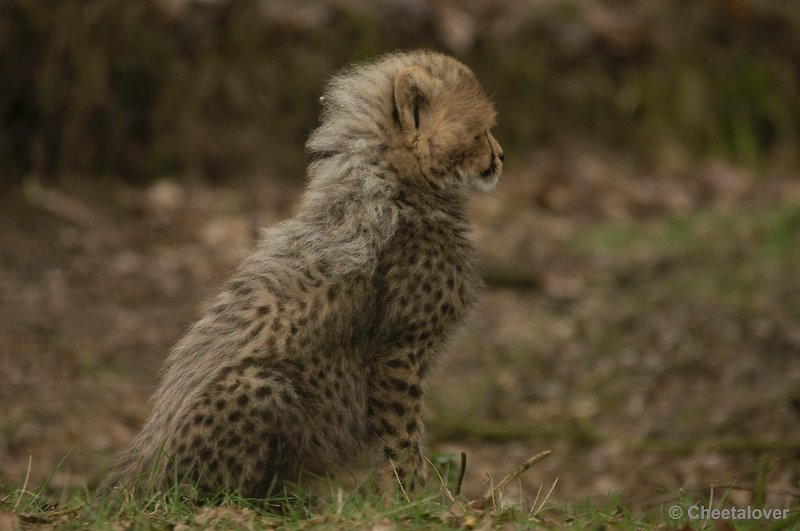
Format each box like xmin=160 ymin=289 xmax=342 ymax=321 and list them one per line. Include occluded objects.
xmin=393 ymin=66 xmax=440 ymax=136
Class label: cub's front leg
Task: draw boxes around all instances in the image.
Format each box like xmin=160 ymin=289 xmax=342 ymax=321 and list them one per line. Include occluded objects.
xmin=369 ymin=345 xmax=430 ymax=497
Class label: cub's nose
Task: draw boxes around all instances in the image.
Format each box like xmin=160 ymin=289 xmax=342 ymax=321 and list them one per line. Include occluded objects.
xmin=498 ymin=150 xmax=505 ymax=162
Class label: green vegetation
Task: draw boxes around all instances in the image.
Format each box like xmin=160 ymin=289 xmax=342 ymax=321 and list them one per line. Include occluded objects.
xmin=1 ymin=0 xmax=798 ymax=184
xmin=4 ymin=466 xmax=797 ymax=529
xmin=570 ymin=201 xmax=800 ymax=312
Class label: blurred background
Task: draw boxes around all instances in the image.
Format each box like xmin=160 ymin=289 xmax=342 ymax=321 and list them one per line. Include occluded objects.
xmin=1 ymin=0 xmax=798 ymax=509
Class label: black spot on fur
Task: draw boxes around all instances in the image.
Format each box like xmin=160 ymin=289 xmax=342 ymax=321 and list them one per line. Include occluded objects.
xmin=389 ymin=378 xmax=408 ymax=392
xmin=381 ymin=419 xmax=397 ymax=435
xmin=327 ymin=285 xmax=338 ymax=302
xmin=200 ymin=446 xmax=212 ymax=461
xmin=281 ymin=389 xmax=294 ymax=406
xmin=387 ymin=358 xmax=410 ymax=369
xmin=215 ymin=366 xmax=233 ymax=381
xmin=368 ymin=397 xmax=386 ymax=411
xmin=246 ymin=321 xmax=265 ymax=341
xmin=255 ymin=386 xmax=272 ymax=399
xmin=240 ymin=356 xmax=259 ymax=368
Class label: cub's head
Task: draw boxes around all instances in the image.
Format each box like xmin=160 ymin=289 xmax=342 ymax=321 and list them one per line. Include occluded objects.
xmin=308 ymin=51 xmax=503 ymax=194
xmin=391 ymin=57 xmax=503 ymax=192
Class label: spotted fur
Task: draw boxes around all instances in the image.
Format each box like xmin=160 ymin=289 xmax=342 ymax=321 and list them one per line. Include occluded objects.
xmin=99 ymin=50 xmax=503 ymax=498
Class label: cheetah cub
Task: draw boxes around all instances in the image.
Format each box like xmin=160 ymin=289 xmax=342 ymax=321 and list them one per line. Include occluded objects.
xmin=100 ymin=50 xmax=503 ymax=499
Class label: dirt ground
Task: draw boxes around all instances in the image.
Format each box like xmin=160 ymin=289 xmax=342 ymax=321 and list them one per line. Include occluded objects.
xmin=1 ymin=154 xmax=799 ymax=510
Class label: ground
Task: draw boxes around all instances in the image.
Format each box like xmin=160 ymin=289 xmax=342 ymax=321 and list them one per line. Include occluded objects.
xmin=1 ymin=153 xmax=799 ymax=527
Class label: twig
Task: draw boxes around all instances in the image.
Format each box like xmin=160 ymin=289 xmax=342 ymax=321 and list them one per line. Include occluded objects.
xmin=470 ymin=450 xmax=552 ymax=509
xmin=454 ymin=452 xmax=467 ymax=497
xmin=14 ymin=455 xmax=33 ymax=510
xmin=389 ymin=458 xmax=410 ymax=502
xmin=335 ymin=488 xmax=344 ymax=517
xmin=22 ymin=180 xmax=97 ymax=227
xmin=530 ymin=480 xmax=544 ymax=516
xmin=704 ymin=484 xmax=715 ymax=528
xmin=425 ymin=456 xmax=454 ymax=502
xmin=533 ymin=477 xmax=559 ymax=516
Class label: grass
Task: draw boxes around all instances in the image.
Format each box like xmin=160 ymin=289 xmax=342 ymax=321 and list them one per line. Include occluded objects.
xmin=569 ymin=202 xmax=800 ymax=326
xmin=2 ymin=455 xmax=797 ymax=529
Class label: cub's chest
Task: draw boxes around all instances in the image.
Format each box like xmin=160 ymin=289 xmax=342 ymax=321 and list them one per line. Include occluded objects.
xmin=378 ymin=217 xmax=479 ymax=327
